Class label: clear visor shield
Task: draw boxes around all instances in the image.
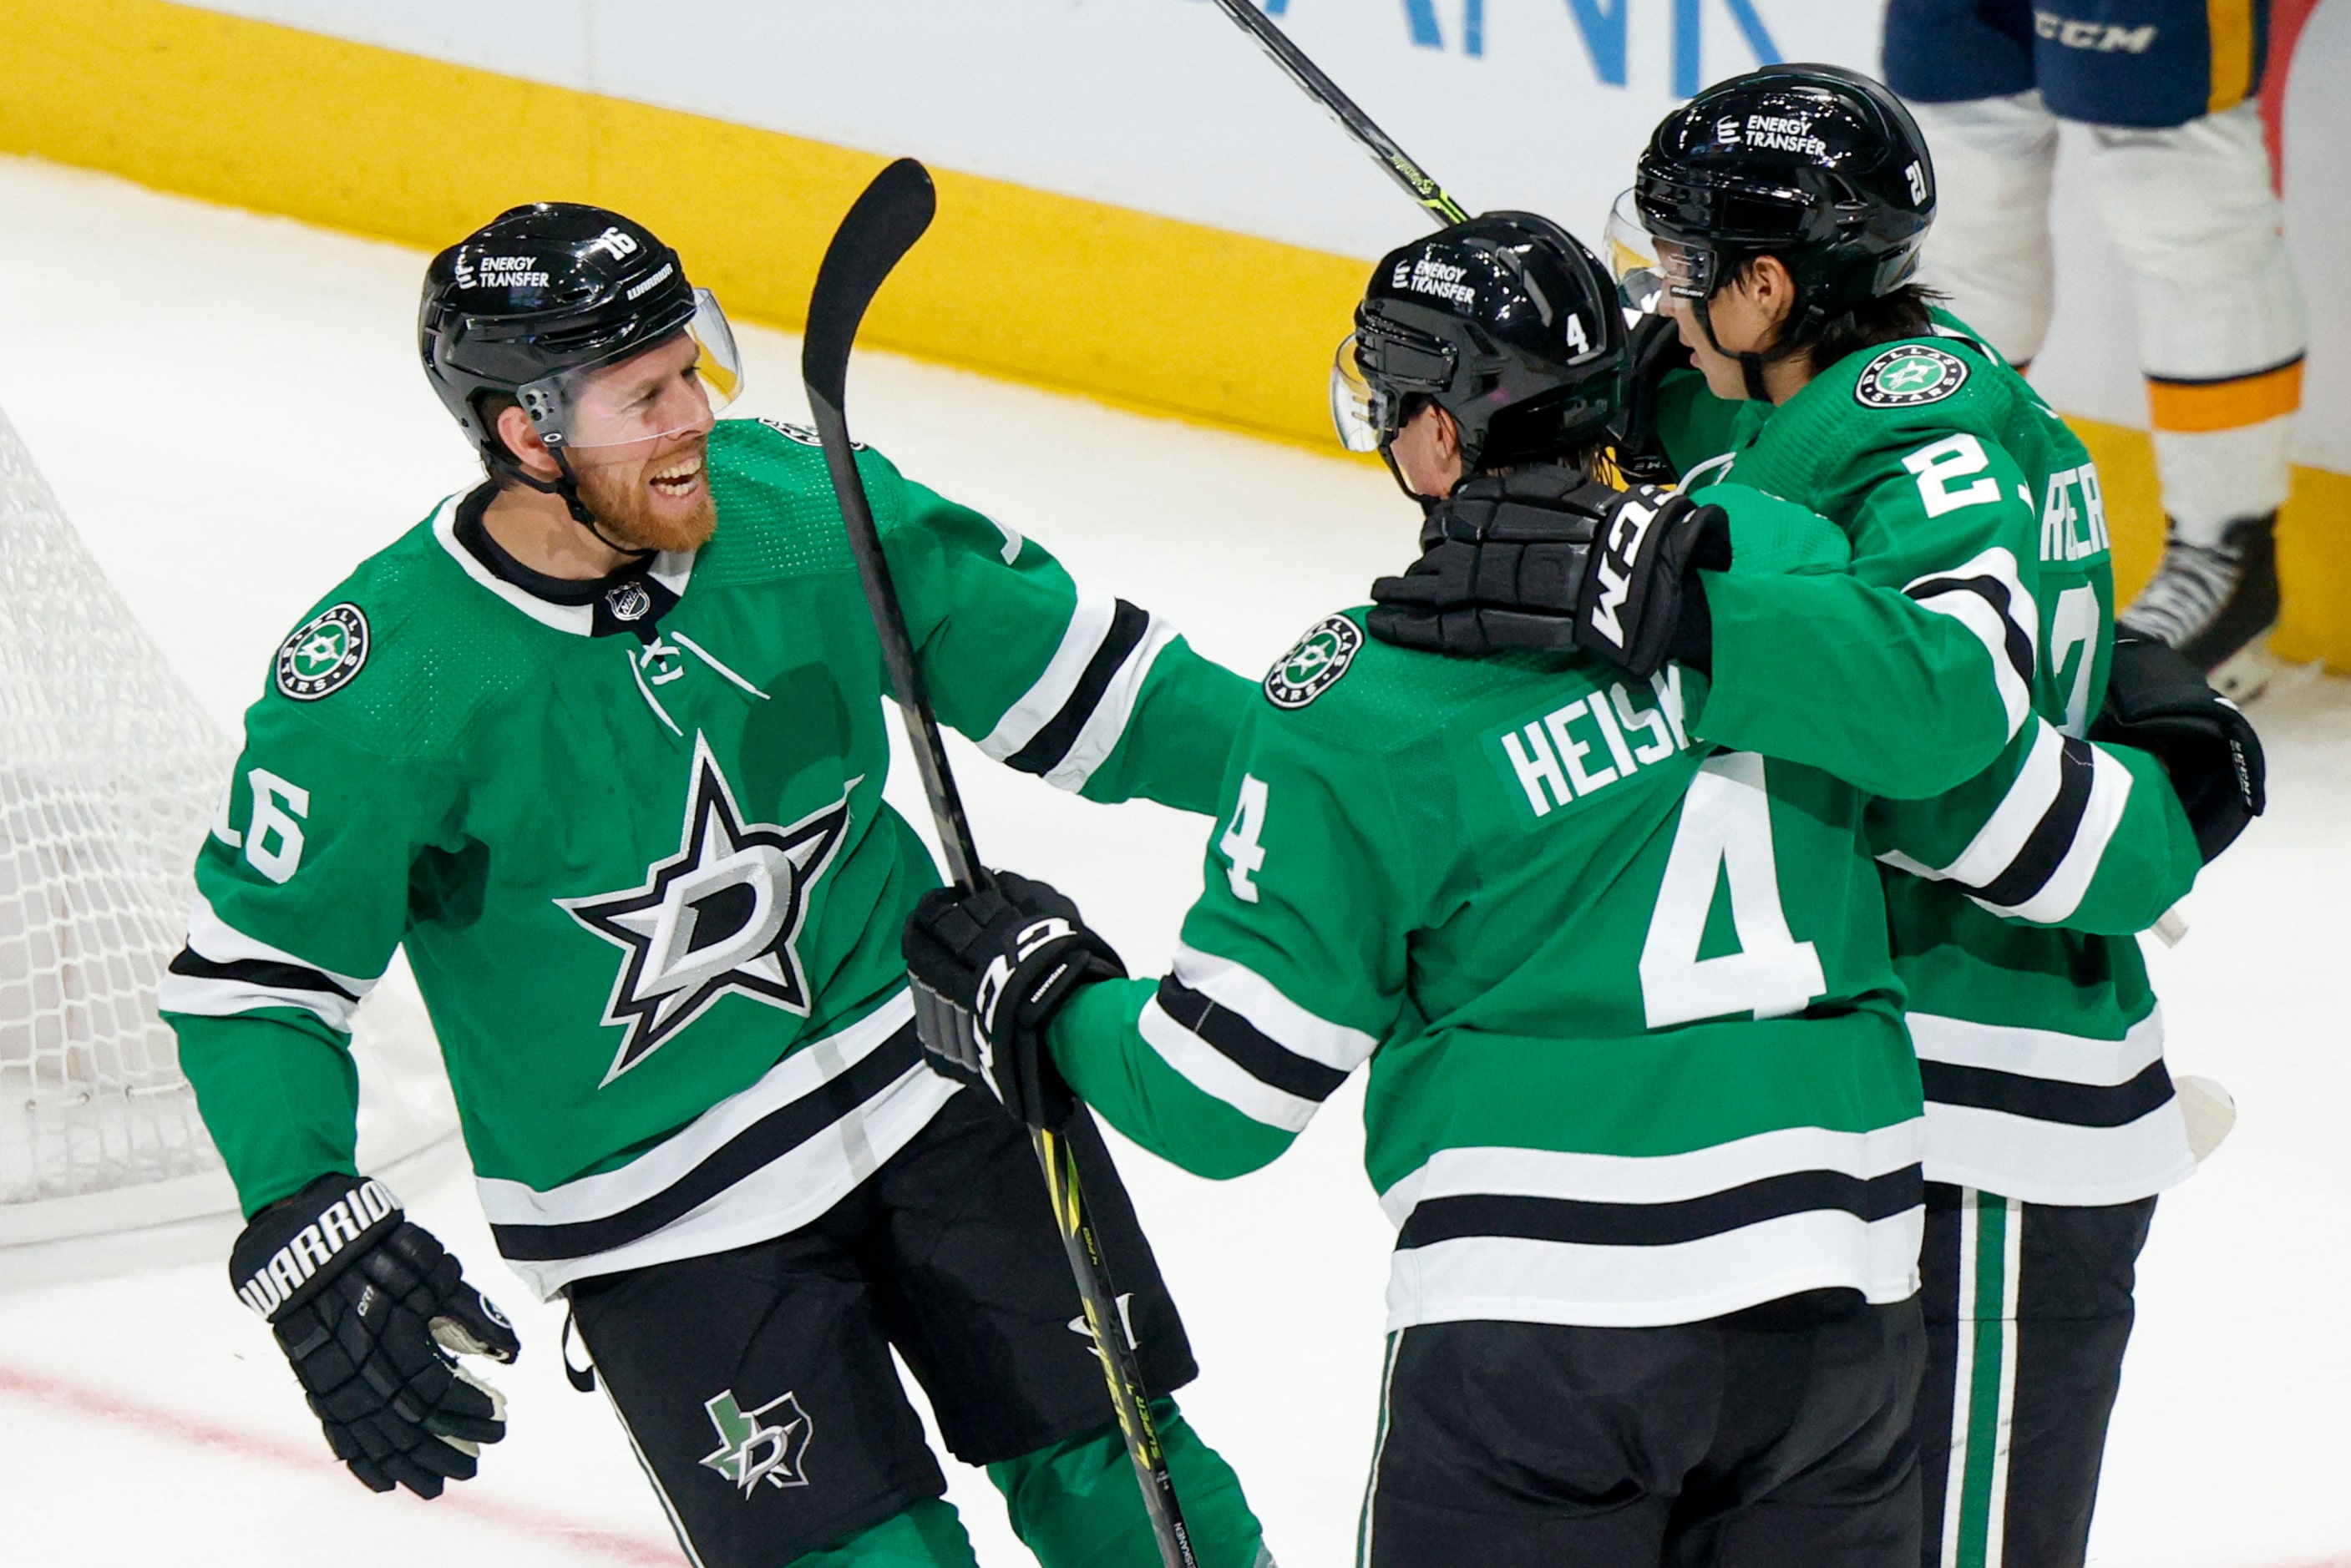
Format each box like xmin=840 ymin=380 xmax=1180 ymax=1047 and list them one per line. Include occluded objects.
xmin=1604 ymin=190 xmax=1716 ymax=314
xmin=519 ymin=289 xmax=743 ymax=457
xmin=1330 ymin=333 xmax=1392 ymax=453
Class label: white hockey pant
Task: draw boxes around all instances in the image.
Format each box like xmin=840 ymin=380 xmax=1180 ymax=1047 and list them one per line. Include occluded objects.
xmin=1913 ymin=94 xmax=2306 ymax=539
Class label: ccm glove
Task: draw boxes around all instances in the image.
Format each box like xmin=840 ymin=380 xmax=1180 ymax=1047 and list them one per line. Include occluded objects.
xmin=903 ymin=870 xmax=1126 ymax=1129
xmin=1367 ymin=468 xmax=1607 ymax=654
xmin=1571 ymin=484 xmax=1730 ymax=680
xmin=231 ymin=1174 xmax=519 ymax=1498
xmin=2092 ymin=630 xmax=2266 ymax=862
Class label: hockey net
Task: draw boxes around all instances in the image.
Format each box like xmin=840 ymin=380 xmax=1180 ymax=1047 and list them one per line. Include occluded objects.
xmin=0 ymin=408 xmax=454 ymax=1247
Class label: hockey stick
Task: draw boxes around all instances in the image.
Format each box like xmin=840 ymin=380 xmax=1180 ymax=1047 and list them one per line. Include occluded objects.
xmin=802 ymin=159 xmax=1202 ymax=1568
xmin=1207 ymin=0 xmax=1469 ymax=226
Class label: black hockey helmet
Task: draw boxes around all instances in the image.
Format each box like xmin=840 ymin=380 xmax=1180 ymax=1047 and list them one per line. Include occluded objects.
xmin=419 ymin=203 xmax=742 ymax=482
xmin=1608 ymin=64 xmax=1933 ymax=393
xmin=1334 ymin=211 xmax=1624 ymax=483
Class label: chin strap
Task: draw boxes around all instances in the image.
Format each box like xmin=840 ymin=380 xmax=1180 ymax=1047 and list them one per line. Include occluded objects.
xmin=487 ymin=444 xmax=656 ymax=562
xmin=1690 ymin=291 xmax=1823 ymax=404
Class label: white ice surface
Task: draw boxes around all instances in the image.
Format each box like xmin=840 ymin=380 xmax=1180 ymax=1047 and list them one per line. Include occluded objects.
xmin=0 ymin=155 xmax=2342 ymax=1565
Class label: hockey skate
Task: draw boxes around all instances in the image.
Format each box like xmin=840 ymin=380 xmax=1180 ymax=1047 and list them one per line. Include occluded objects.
xmin=2118 ymin=512 xmax=2282 ymax=702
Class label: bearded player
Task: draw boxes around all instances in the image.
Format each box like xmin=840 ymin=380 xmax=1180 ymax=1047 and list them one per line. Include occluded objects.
xmin=160 ymin=203 xmax=1270 ymax=1568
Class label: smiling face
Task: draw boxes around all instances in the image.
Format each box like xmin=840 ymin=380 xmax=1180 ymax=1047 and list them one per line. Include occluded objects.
xmin=497 ymin=331 xmax=719 ymax=552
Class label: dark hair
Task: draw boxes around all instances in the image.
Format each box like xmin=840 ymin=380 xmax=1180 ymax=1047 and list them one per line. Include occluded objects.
xmin=1799 ymin=281 xmax=1943 ymax=374
xmin=1725 ymin=255 xmax=1941 ymax=379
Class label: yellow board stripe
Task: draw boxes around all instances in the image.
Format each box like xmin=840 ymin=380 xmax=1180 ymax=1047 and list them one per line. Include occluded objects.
xmin=0 ymin=0 xmax=1369 ymax=449
xmin=2146 ymin=357 xmax=2304 ymax=433
xmin=2207 ymin=0 xmax=2257 ymax=114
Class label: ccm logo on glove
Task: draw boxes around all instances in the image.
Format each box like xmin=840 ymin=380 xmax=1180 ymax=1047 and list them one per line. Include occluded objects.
xmin=1584 ymin=498 xmax=1664 ymax=655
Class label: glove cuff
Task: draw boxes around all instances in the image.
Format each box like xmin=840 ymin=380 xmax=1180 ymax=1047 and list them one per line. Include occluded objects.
xmin=230 ymin=1172 xmax=403 ymax=1323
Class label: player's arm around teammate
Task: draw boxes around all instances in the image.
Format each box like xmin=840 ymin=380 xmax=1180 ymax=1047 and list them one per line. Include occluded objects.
xmin=164 ymin=203 xmax=1269 ymax=1568
xmin=909 ymin=215 xmax=1946 ymax=1568
xmin=1609 ymin=67 xmax=2265 ymax=1568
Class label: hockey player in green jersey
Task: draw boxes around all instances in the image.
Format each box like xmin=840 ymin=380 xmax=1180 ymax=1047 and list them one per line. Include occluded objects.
xmin=898 ymin=212 xmax=2053 ymax=1567
xmin=1601 ymin=65 xmax=2264 ymax=1568
xmin=162 ymin=204 xmax=1272 ymax=1568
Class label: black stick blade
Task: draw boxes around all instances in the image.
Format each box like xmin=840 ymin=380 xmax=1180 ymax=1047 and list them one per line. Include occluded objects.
xmin=803 ymin=159 xmax=937 ymax=412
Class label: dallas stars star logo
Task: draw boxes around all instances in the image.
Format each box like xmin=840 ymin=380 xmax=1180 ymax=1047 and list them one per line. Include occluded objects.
xmin=559 ymin=732 xmax=852 ymax=1085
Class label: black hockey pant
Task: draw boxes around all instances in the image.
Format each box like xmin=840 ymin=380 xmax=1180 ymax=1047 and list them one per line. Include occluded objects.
xmin=1918 ymin=1184 xmax=2157 ymax=1568
xmin=1359 ymin=1292 xmax=1925 ymax=1566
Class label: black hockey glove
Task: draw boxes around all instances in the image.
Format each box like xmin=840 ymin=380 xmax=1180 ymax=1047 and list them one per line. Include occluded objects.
xmin=903 ymin=870 xmax=1126 ymax=1130
xmin=2091 ymin=630 xmax=2266 ymax=862
xmin=1612 ymin=313 xmax=1697 ymax=485
xmin=231 ymin=1173 xmax=519 ymax=1499
xmin=1366 ymin=468 xmax=1607 ymax=654
xmin=1571 ymin=484 xmax=1730 ymax=680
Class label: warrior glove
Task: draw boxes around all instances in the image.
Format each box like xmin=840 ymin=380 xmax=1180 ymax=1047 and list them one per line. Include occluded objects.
xmin=1571 ymin=484 xmax=1730 ymax=681
xmin=903 ymin=870 xmax=1126 ymax=1130
xmin=1367 ymin=468 xmax=1607 ymax=654
xmin=2092 ymin=630 xmax=2266 ymax=862
xmin=230 ymin=1174 xmax=519 ymax=1498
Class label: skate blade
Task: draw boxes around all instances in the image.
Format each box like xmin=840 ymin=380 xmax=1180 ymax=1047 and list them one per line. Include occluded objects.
xmin=2210 ymin=638 xmax=2323 ymax=707
xmin=2175 ymin=1074 xmax=2237 ymax=1163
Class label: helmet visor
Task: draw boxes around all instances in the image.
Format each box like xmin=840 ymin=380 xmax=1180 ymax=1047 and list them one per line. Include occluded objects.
xmin=1330 ymin=333 xmax=1391 ymax=453
xmin=1605 ymin=191 xmax=1721 ymax=312
xmin=519 ymin=290 xmax=743 ymax=455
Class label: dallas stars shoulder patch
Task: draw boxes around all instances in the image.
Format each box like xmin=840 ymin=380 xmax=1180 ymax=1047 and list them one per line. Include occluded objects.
xmin=1264 ymin=615 xmax=1362 ymax=710
xmin=558 ymin=732 xmax=852 ymax=1085
xmin=1854 ymin=343 xmax=1970 ymax=410
xmin=275 ymin=603 xmax=370 ymax=701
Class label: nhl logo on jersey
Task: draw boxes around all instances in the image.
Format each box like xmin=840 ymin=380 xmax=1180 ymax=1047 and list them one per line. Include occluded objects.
xmin=1853 ymin=344 xmax=1970 ymax=409
xmin=274 ymin=603 xmax=370 ymax=701
xmin=1264 ymin=615 xmax=1362 ymax=710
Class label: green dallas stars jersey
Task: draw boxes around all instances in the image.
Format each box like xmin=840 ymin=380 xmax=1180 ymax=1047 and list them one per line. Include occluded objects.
xmin=162 ymin=417 xmax=1249 ymax=1297
xmin=1046 ymin=495 xmax=1953 ymax=1331
xmin=1655 ymin=316 xmax=2204 ymax=1206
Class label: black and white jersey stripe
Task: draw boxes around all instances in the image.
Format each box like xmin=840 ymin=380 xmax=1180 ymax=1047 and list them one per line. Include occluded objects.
xmin=1378 ymin=1126 xmax=1926 ymax=1328
xmin=474 ymin=992 xmax=958 ymax=1297
xmin=1878 ymin=716 xmax=2134 ymax=925
xmin=1903 ymin=545 xmax=2039 ymax=742
xmin=159 ymin=893 xmax=376 ymax=1032
xmin=1135 ymin=944 xmax=1376 ymax=1133
xmin=1907 ymin=1010 xmax=2192 ymax=1203
xmin=977 ymin=589 xmax=1175 ymax=793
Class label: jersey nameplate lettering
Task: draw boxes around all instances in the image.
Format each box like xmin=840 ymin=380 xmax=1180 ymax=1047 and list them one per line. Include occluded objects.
xmin=1854 ymin=344 xmax=1970 ymax=410
xmin=275 ymin=604 xmax=370 ymax=701
xmin=1264 ymin=616 xmax=1362 ymax=710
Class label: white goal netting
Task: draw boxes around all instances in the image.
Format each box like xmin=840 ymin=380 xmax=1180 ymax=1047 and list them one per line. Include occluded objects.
xmin=0 ymin=408 xmax=453 ymax=1246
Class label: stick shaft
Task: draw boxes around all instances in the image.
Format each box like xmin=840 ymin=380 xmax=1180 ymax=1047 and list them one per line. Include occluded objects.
xmin=1208 ymin=0 xmax=1469 ymax=225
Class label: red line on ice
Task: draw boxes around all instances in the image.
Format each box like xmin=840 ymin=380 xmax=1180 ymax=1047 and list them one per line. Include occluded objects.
xmin=0 ymin=1361 xmax=680 ymax=1564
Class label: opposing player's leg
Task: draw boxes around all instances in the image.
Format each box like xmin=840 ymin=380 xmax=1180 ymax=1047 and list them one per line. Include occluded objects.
xmin=1918 ymin=1185 xmax=2156 ymax=1568
xmin=564 ymin=1188 xmax=975 ymax=1568
xmin=2025 ymin=0 xmax=2306 ymax=690
xmin=869 ymin=1090 xmax=1271 ymax=1567
xmin=1903 ymin=89 xmax=2060 ymax=367
xmin=1884 ymin=0 xmax=2059 ymax=363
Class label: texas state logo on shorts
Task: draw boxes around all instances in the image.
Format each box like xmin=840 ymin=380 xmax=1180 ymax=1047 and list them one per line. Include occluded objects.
xmin=275 ymin=603 xmax=370 ymax=701
xmin=1854 ymin=343 xmax=1971 ymax=410
xmin=1264 ymin=615 xmax=1361 ymax=710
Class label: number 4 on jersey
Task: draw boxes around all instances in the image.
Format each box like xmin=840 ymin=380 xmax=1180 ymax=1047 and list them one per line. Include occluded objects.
xmin=1639 ymin=754 xmax=1825 ymax=1029
xmin=1219 ymin=775 xmax=1270 ymax=903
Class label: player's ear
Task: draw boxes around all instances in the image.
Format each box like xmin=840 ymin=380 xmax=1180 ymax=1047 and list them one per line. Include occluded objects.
xmin=1750 ymin=255 xmax=1797 ymax=334
xmin=494 ymin=403 xmax=563 ymax=482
